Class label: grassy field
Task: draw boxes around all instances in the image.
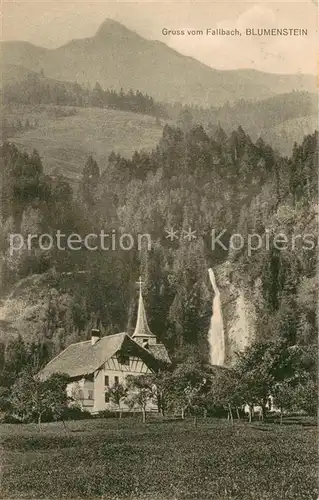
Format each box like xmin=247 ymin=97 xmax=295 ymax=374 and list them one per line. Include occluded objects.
xmin=1 ymin=417 xmax=317 ymax=500
xmin=2 ymin=104 xmax=165 ymax=181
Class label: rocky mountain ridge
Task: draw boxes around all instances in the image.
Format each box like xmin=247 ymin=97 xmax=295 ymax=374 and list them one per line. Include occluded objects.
xmin=1 ymin=19 xmax=315 ymax=106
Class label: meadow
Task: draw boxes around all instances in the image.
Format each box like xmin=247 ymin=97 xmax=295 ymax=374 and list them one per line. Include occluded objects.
xmin=1 ymin=417 xmax=317 ymax=500
xmin=2 ymin=104 xmax=165 ymax=181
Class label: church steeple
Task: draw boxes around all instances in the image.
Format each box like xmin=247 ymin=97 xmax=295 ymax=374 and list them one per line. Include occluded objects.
xmin=132 ymin=277 xmax=157 ymax=347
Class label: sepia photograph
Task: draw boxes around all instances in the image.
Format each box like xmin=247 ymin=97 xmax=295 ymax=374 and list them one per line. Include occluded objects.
xmin=0 ymin=1 xmax=317 ymax=499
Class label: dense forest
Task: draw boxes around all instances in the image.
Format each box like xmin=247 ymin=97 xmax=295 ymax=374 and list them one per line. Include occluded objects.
xmin=2 ymin=73 xmax=167 ymax=119
xmin=2 ymin=71 xmax=316 ymax=154
xmin=0 ymin=122 xmax=317 ymax=389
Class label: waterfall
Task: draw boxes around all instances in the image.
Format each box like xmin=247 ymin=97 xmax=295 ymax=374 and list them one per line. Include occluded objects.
xmin=208 ymin=268 xmax=225 ymax=365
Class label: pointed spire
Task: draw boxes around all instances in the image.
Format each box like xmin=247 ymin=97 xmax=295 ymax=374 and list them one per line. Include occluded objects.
xmin=132 ymin=277 xmax=156 ymax=340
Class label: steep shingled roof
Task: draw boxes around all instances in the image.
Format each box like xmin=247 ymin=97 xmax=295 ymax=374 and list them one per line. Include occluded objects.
xmin=38 ymin=332 xmax=170 ymax=380
xmin=39 ymin=333 xmax=126 ymax=380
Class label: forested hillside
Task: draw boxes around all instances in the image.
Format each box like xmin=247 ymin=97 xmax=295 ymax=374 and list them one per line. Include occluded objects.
xmin=1 ymin=105 xmax=164 ymax=181
xmin=3 ymin=67 xmax=315 ymax=130
xmin=0 ymin=125 xmax=317 ymax=380
xmin=2 ymin=69 xmax=167 ymax=119
xmin=2 ymin=69 xmax=316 ymax=160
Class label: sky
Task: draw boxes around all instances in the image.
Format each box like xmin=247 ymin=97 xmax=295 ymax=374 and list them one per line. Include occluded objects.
xmin=1 ymin=1 xmax=317 ymax=74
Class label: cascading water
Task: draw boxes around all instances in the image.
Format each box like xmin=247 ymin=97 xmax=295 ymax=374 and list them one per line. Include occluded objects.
xmin=208 ymin=268 xmax=225 ymax=365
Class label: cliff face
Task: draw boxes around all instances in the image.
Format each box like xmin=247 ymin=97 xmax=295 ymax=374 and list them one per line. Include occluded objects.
xmin=0 ymin=272 xmax=83 ymax=348
xmin=215 ymin=262 xmax=257 ymax=366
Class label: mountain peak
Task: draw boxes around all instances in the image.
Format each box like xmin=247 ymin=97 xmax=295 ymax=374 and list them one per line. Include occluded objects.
xmin=94 ymin=19 xmax=139 ymax=40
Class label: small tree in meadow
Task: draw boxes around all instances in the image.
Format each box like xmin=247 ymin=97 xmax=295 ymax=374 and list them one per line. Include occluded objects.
xmin=10 ymin=372 xmax=46 ymax=428
xmin=108 ymin=382 xmax=127 ymax=418
xmin=43 ymin=373 xmax=72 ymax=426
xmin=125 ymin=375 xmax=156 ymax=423
xmin=10 ymin=371 xmax=70 ymax=430
xmin=234 ymin=342 xmax=277 ymax=422
xmin=234 ymin=340 xmax=317 ymax=421
xmin=205 ymin=368 xmax=243 ymax=424
xmin=166 ymin=361 xmax=209 ymax=422
xmin=293 ymin=378 xmax=317 ymax=416
xmin=149 ymin=369 xmax=173 ymax=416
xmin=272 ymin=381 xmax=296 ymax=424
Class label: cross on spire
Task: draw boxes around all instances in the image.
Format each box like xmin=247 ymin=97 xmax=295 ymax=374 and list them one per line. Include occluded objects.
xmin=132 ymin=276 xmax=156 ymax=341
xmin=136 ymin=276 xmax=144 ymax=295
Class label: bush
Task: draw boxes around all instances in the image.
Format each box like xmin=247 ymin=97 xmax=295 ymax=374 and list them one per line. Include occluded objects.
xmin=63 ymin=406 xmax=92 ymax=421
xmin=95 ymin=410 xmax=138 ymax=419
xmin=0 ymin=412 xmax=21 ymax=424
